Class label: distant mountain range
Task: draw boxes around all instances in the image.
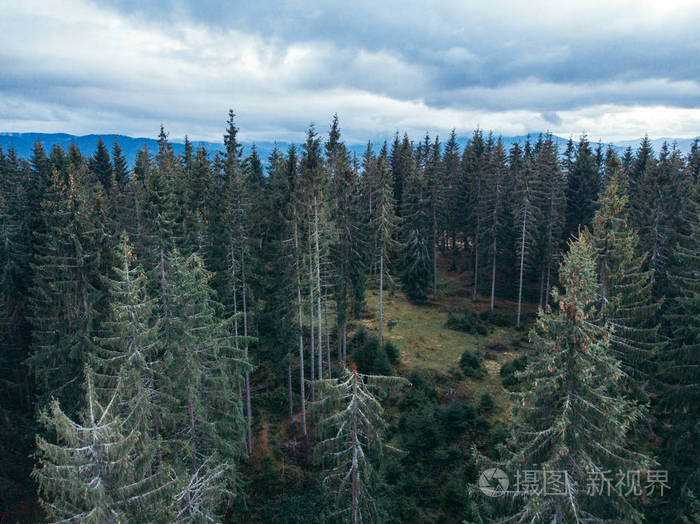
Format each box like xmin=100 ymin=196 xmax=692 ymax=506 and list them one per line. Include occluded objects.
xmin=0 ymin=132 xmax=697 ymax=169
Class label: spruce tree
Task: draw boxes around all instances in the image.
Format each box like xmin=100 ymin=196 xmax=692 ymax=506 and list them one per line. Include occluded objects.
xmin=497 ymin=234 xmax=651 ymax=522
xmin=589 ymin=164 xmax=661 ymax=402
xmin=313 ymin=368 xmax=407 ymax=523
xmin=158 ymin=252 xmax=250 ymax=520
xmin=370 ymin=144 xmax=400 ymax=348
xmin=534 ymin=134 xmax=566 ymax=307
xmin=565 ymin=135 xmax=600 ymax=239
xmin=481 ymin=137 xmax=508 ymax=311
xmin=657 ymin=182 xmax=699 ymax=520
xmin=28 ymin=170 xmax=101 ymax=413
xmin=400 ymin=159 xmax=432 ymax=303
xmin=34 ymin=368 xmax=168 ymax=523
xmin=90 ymin=138 xmax=113 ymax=194
xmin=513 ymin=141 xmax=542 ymax=327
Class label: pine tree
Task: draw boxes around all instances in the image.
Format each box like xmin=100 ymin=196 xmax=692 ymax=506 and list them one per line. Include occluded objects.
xmin=371 ymin=144 xmax=400 ymax=348
xmin=34 ymin=368 xmax=168 ymax=523
xmin=158 ymin=252 xmax=250 ymax=520
xmin=90 ymin=138 xmax=113 ymax=194
xmin=535 ymin=134 xmax=566 ymax=308
xmin=513 ymin=141 xmax=542 ymax=327
xmin=565 ymin=135 xmax=600 ymax=239
xmin=313 ymin=368 xmax=407 ymax=523
xmin=589 ymin=163 xmax=661 ymax=402
xmin=497 ymin=234 xmax=651 ymax=522
xmin=657 ymin=182 xmax=699 ymax=520
xmin=481 ymin=137 xmax=508 ymax=311
xmin=400 ymin=159 xmax=432 ymax=303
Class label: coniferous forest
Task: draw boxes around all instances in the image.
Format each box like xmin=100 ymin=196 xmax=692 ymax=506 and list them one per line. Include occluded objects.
xmin=1 ymin=111 xmax=699 ymax=523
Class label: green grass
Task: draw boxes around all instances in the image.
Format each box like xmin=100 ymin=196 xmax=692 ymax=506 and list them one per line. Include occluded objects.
xmin=354 ymin=260 xmax=536 ymax=421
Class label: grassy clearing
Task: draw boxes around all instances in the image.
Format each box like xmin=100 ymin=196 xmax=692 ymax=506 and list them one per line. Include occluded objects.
xmin=351 ymin=256 xmax=538 ymax=422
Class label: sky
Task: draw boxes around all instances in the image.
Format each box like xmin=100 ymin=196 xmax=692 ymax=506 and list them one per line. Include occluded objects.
xmin=1 ymin=0 xmax=699 ymax=144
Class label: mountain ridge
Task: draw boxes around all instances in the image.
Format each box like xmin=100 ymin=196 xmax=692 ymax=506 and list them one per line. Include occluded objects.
xmin=1 ymin=132 xmax=697 ymax=168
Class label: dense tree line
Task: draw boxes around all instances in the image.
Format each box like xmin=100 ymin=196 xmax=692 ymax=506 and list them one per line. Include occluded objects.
xmin=0 ymin=113 xmax=698 ymax=522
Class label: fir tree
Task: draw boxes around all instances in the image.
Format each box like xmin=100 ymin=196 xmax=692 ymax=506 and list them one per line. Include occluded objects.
xmin=400 ymin=160 xmax=432 ymax=303
xmin=313 ymin=368 xmax=407 ymax=523
xmin=513 ymin=141 xmax=542 ymax=327
xmin=34 ymin=368 xmax=168 ymax=524
xmin=90 ymin=138 xmax=113 ymax=194
xmin=158 ymin=252 xmax=251 ymax=519
xmin=497 ymin=234 xmax=651 ymax=522
xmin=565 ymin=135 xmax=600 ymax=239
xmin=589 ymin=164 xmax=661 ymax=403
xmin=657 ymin=182 xmax=699 ymax=520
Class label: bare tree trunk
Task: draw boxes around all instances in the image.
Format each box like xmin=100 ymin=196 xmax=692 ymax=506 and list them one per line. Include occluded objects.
xmin=545 ymin=257 xmax=552 ymax=308
xmin=294 ymin=223 xmax=307 ymax=437
xmin=314 ymin=200 xmax=323 ymax=385
xmin=378 ymin=244 xmax=384 ymax=349
xmin=472 ymin=234 xmax=479 ymax=301
xmin=287 ymin=355 xmax=294 ymax=427
xmin=324 ymin=295 xmax=331 ymax=378
xmin=433 ymin=206 xmax=438 ymax=297
xmin=351 ymin=373 xmax=360 ymax=524
xmin=308 ymin=223 xmax=315 ymax=402
xmin=241 ymin=248 xmax=252 ymax=455
xmin=490 ymin=245 xmax=496 ymax=312
xmin=539 ymin=267 xmax=545 ymax=308
xmin=517 ymin=212 xmax=527 ymax=328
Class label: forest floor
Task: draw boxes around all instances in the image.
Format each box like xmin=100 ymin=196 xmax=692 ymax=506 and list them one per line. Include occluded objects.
xmin=357 ymin=255 xmax=537 ymax=424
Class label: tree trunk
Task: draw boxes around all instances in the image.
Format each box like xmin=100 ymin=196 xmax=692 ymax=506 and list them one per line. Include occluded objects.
xmin=517 ymin=212 xmax=527 ymax=328
xmin=241 ymin=247 xmax=252 ymax=455
xmin=351 ymin=373 xmax=360 ymax=524
xmin=314 ymin=199 xmax=323 ymax=384
xmin=472 ymin=234 xmax=479 ymax=301
xmin=294 ymin=223 xmax=307 ymax=437
xmin=308 ymin=222 xmax=315 ymax=402
xmin=378 ymin=245 xmax=384 ymax=349
xmin=324 ymin=295 xmax=331 ymax=378
xmin=287 ymin=355 xmax=294 ymax=427
xmin=433 ymin=205 xmax=438 ymax=297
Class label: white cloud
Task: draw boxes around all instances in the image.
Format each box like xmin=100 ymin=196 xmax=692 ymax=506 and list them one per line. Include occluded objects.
xmin=0 ymin=0 xmax=697 ymax=143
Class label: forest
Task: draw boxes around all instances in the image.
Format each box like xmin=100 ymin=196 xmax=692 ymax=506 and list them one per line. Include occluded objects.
xmin=0 ymin=111 xmax=698 ymax=523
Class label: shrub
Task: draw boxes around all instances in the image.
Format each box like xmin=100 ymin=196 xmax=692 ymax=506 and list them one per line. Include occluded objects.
xmin=445 ymin=309 xmax=486 ymax=335
xmin=384 ymin=341 xmax=400 ymax=364
xmin=480 ymin=392 xmax=494 ymax=413
xmin=459 ymin=350 xmax=487 ymax=378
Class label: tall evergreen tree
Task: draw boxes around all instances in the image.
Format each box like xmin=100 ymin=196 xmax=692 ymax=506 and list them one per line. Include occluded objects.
xmin=565 ymin=135 xmax=600 ymax=240
xmin=496 ymin=234 xmax=651 ymax=522
xmin=371 ymin=144 xmax=400 ymax=348
xmin=512 ymin=141 xmax=542 ymax=327
xmin=589 ymin=164 xmax=661 ymax=402
xmin=313 ymin=369 xmax=406 ymax=523
xmin=656 ymin=182 xmax=699 ymax=520
xmin=158 ymin=252 xmax=251 ymax=519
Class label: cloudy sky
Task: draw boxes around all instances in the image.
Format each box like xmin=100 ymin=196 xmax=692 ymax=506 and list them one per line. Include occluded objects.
xmin=1 ymin=0 xmax=699 ymax=143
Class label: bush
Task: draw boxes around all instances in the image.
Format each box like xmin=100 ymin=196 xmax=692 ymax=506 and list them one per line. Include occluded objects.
xmin=500 ymin=355 xmax=528 ymax=389
xmin=479 ymin=310 xmax=516 ymax=327
xmin=480 ymin=392 xmax=494 ymax=413
xmin=445 ymin=309 xmax=488 ymax=335
xmin=459 ymin=350 xmax=487 ymax=378
xmin=384 ymin=341 xmax=400 ymax=364
xmin=348 ymin=328 xmax=398 ymax=375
